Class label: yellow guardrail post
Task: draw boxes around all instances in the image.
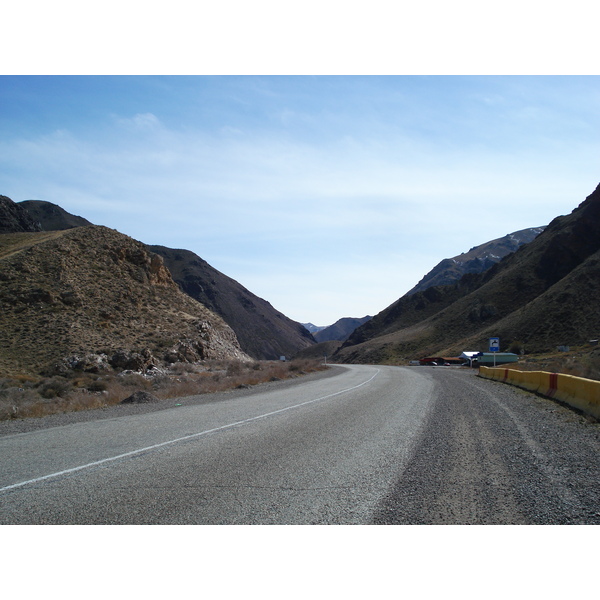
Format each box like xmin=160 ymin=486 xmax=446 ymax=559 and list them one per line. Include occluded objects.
xmin=478 ymin=366 xmax=600 ymax=420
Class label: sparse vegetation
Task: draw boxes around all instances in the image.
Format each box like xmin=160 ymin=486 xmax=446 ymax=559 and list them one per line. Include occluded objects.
xmin=0 ymin=225 xmax=251 ymax=378
xmin=509 ymin=346 xmax=600 ymax=382
xmin=507 ymin=340 xmax=524 ymax=355
xmin=0 ymin=359 xmax=328 ymax=421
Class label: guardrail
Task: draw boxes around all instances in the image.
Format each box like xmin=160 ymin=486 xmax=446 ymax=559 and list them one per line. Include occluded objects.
xmin=478 ymin=366 xmax=600 ymax=420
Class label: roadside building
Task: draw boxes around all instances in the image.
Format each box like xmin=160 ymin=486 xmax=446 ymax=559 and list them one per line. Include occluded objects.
xmin=441 ymin=356 xmax=465 ymax=365
xmin=474 ymin=352 xmax=519 ymax=366
xmin=460 ymin=351 xmax=481 ymax=367
xmin=419 ymin=356 xmax=444 ymax=365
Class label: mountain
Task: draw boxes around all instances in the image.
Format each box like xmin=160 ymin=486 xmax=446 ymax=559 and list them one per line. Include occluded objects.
xmin=15 ymin=198 xmax=316 ymax=360
xmin=147 ymin=245 xmax=316 ymax=360
xmin=9 ymin=200 xmax=316 ymax=360
xmin=407 ymin=227 xmax=545 ymax=295
xmin=335 ymin=183 xmax=600 ymax=363
xmin=18 ymin=199 xmax=93 ymax=230
xmin=313 ymin=316 xmax=372 ymax=343
xmin=0 ymin=195 xmax=42 ymax=233
xmin=0 ymin=224 xmax=250 ymax=378
xmin=293 ymin=340 xmax=344 ymax=361
xmin=302 ymin=323 xmax=327 ymax=334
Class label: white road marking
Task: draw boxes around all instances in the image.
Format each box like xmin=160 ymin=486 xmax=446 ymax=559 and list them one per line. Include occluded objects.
xmin=0 ymin=368 xmax=379 ymax=493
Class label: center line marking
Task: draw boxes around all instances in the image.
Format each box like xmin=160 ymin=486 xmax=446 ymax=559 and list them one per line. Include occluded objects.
xmin=0 ymin=369 xmax=380 ymax=493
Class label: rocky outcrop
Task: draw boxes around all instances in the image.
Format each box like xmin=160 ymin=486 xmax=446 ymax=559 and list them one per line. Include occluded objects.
xmin=0 ymin=221 xmax=250 ymax=377
xmin=121 ymin=391 xmax=160 ymax=404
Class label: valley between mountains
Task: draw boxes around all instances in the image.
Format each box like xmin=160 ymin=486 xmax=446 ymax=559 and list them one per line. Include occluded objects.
xmin=1 ymin=182 xmax=599 ymax=420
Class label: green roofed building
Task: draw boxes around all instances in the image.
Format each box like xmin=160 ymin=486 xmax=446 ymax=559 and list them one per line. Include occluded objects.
xmin=475 ymin=352 xmax=519 ymax=365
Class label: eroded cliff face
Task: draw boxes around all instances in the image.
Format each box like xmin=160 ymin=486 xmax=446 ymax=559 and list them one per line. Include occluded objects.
xmin=0 ymin=224 xmax=250 ymax=377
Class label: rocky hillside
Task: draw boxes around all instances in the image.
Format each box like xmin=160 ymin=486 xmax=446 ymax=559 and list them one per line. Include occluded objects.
xmin=294 ymin=340 xmax=343 ymax=361
xmin=336 ymin=183 xmax=600 ymax=363
xmin=18 ymin=199 xmax=93 ymax=230
xmin=0 ymin=195 xmax=42 ymax=233
xmin=407 ymin=227 xmax=545 ymax=295
xmin=313 ymin=316 xmax=372 ymax=343
xmin=15 ymin=198 xmax=316 ymax=361
xmin=0 ymin=225 xmax=250 ymax=378
xmin=148 ymin=245 xmax=316 ymax=360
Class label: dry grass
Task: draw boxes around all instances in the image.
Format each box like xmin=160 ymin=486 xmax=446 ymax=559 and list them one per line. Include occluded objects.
xmin=0 ymin=358 xmax=328 ymax=421
xmin=0 ymin=230 xmax=68 ymax=260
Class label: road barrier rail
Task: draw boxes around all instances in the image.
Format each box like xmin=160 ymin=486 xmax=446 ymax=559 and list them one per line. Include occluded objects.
xmin=478 ymin=366 xmax=600 ymax=420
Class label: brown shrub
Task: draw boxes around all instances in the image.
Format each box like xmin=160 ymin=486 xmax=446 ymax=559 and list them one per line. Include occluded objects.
xmin=0 ymin=358 xmax=328 ymax=420
xmin=37 ymin=377 xmax=73 ymax=399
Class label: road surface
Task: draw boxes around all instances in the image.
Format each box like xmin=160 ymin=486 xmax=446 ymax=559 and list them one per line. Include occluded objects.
xmin=1 ymin=364 xmax=598 ymax=524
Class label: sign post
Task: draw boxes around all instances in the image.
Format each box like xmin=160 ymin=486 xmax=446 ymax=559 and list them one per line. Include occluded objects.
xmin=489 ymin=337 xmax=500 ymax=367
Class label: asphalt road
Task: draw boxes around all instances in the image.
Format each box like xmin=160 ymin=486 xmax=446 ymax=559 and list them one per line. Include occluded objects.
xmin=1 ymin=364 xmax=599 ymax=524
xmin=374 ymin=368 xmax=600 ymax=524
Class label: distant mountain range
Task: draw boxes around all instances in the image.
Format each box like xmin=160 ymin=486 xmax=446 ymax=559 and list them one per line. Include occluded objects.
xmin=335 ymin=183 xmax=600 ymax=363
xmin=293 ymin=316 xmax=373 ymax=363
xmin=302 ymin=323 xmax=326 ymax=334
xmin=312 ymin=316 xmax=372 ymax=343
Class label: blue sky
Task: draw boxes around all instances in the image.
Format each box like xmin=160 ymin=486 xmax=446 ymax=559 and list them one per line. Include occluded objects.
xmin=1 ymin=75 xmax=599 ymax=325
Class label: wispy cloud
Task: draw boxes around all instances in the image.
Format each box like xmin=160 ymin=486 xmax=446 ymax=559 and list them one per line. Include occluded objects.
xmin=114 ymin=112 xmax=162 ymax=131
xmin=0 ymin=76 xmax=598 ymax=324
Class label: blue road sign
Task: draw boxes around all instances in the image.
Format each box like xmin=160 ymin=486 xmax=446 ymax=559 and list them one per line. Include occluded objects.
xmin=489 ymin=337 xmax=500 ymax=352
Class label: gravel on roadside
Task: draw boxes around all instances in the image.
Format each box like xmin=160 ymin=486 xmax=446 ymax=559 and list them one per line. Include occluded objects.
xmin=372 ymin=367 xmax=600 ymax=524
